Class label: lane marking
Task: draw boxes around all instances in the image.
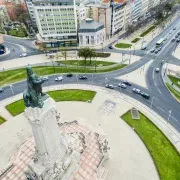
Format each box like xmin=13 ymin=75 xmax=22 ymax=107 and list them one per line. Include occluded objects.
xmin=157 ymin=88 xmax=162 ymax=94
xmin=5 ymin=41 xmax=26 ymax=52
xmin=158 ymin=107 xmax=165 ymax=112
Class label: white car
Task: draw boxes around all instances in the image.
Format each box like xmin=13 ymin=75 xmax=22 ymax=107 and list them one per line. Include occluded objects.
xmin=42 ymin=76 xmax=48 ymax=81
xmin=105 ymin=84 xmax=114 ymax=89
xmin=155 ymin=68 xmax=160 ymax=72
xmin=55 ymin=76 xmax=63 ymax=81
xmin=20 ymin=52 xmax=27 ymax=57
xmin=118 ymin=83 xmax=127 ymax=89
xmin=132 ymin=88 xmax=141 ymax=94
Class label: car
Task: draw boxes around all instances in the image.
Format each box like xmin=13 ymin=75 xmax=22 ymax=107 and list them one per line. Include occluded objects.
xmin=106 ymin=84 xmax=114 ymax=89
xmin=155 ymin=68 xmax=160 ymax=72
xmin=0 ymin=87 xmax=4 ymax=93
xmin=66 ymin=73 xmax=73 ymax=77
xmin=42 ymin=76 xmax=48 ymax=81
xmin=79 ymin=76 xmax=87 ymax=80
xmin=55 ymin=76 xmax=63 ymax=81
xmin=132 ymin=88 xmax=141 ymax=94
xmin=163 ymin=38 xmax=167 ymax=41
xmin=150 ymin=48 xmax=155 ymax=53
xmin=158 ymin=47 xmax=162 ymax=51
xmin=118 ymin=83 xmax=127 ymax=89
xmin=141 ymin=46 xmax=147 ymax=50
xmin=172 ymin=38 xmax=175 ymax=42
xmin=108 ymin=46 xmax=113 ymax=49
xmin=173 ymin=27 xmax=176 ymax=30
xmin=141 ymin=92 xmax=150 ymax=99
xmin=178 ymin=32 xmax=180 ymax=35
xmin=20 ymin=52 xmax=27 ymax=57
xmin=169 ymin=31 xmax=172 ymax=34
xmin=176 ymin=38 xmax=180 ymax=42
xmin=175 ymin=34 xmax=179 ymax=38
xmin=154 ymin=49 xmax=159 ymax=54
xmin=123 ymin=80 xmax=132 ymax=86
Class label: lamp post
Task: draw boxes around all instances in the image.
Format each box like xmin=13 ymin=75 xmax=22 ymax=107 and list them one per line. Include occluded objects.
xmin=101 ymin=43 xmax=104 ymax=53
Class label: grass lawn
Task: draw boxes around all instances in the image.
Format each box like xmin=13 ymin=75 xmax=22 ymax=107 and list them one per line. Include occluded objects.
xmin=166 ymin=83 xmax=180 ymax=101
xmin=168 ymin=75 xmax=180 ymax=88
xmin=5 ymin=90 xmax=96 ymax=116
xmin=6 ymin=99 xmax=25 ymax=116
xmin=0 ymin=64 xmax=127 ymax=87
xmin=115 ymin=43 xmax=132 ymax=49
xmin=131 ymin=38 xmax=140 ymax=43
xmin=140 ymin=26 xmax=156 ymax=37
xmin=60 ymin=60 xmax=116 ymax=67
xmin=7 ymin=27 xmax=27 ymax=37
xmin=0 ymin=116 xmax=6 ymax=125
xmin=121 ymin=111 xmax=180 ymax=180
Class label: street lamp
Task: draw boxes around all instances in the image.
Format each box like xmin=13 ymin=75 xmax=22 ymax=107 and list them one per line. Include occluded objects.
xmin=92 ymin=74 xmax=94 ymax=85
xmin=76 ymin=74 xmax=79 ymax=84
xmin=101 ymin=43 xmax=104 ymax=53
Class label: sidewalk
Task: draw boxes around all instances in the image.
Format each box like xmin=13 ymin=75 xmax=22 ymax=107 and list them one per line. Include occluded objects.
xmin=0 ymin=53 xmax=141 ymax=71
xmin=0 ymin=84 xmax=179 ymax=154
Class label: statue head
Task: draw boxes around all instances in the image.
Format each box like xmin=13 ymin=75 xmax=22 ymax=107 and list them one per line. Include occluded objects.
xmin=26 ymin=66 xmax=34 ymax=79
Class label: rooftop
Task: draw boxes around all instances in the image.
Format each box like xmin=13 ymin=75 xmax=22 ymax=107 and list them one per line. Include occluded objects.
xmin=79 ymin=19 xmax=104 ymax=30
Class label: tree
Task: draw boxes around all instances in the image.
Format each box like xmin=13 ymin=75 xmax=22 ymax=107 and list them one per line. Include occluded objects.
xmin=88 ymin=48 xmax=96 ymax=64
xmin=78 ymin=47 xmax=90 ymax=65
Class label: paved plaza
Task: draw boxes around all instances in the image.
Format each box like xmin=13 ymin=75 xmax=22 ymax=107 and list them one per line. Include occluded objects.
xmin=0 ymin=86 xmax=159 ymax=180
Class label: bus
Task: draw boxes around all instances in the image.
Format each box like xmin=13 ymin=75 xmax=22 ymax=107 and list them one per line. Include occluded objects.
xmin=156 ymin=38 xmax=165 ymax=46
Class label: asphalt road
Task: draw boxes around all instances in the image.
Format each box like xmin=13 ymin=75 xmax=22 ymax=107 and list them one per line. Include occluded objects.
xmin=0 ymin=16 xmax=180 ymax=132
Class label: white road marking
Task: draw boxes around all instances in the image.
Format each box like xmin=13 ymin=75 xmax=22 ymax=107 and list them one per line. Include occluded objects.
xmin=5 ymin=41 xmax=26 ymax=52
xmin=154 ymin=81 xmax=157 ymax=86
xmin=158 ymin=107 xmax=165 ymax=112
xmin=153 ymin=68 xmax=155 ymax=80
xmin=157 ymin=88 xmax=162 ymax=94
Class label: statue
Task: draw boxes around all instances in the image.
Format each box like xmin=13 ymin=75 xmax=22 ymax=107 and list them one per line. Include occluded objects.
xmin=23 ymin=66 xmax=49 ymax=108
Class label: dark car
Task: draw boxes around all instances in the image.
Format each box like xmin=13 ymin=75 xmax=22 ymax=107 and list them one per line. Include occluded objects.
xmin=154 ymin=49 xmax=159 ymax=54
xmin=79 ymin=76 xmax=87 ymax=80
xmin=66 ymin=73 xmax=73 ymax=77
xmin=176 ymin=38 xmax=180 ymax=43
xmin=0 ymin=87 xmax=4 ymax=93
xmin=175 ymin=34 xmax=179 ymax=38
xmin=173 ymin=27 xmax=176 ymax=30
xmin=123 ymin=81 xmax=132 ymax=86
xmin=109 ymin=46 xmax=113 ymax=49
xmin=172 ymin=38 xmax=175 ymax=42
xmin=178 ymin=32 xmax=180 ymax=35
xmin=141 ymin=92 xmax=150 ymax=99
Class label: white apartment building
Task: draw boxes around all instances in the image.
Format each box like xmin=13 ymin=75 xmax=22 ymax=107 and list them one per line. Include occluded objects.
xmin=76 ymin=5 xmax=88 ymax=29
xmin=124 ymin=0 xmax=133 ymax=29
xmin=141 ymin=0 xmax=149 ymax=16
xmin=132 ymin=0 xmax=142 ymax=21
xmin=110 ymin=2 xmax=126 ymax=35
xmin=78 ymin=18 xmax=105 ymax=47
xmin=29 ymin=0 xmax=78 ymax=48
xmin=25 ymin=0 xmax=36 ymax=27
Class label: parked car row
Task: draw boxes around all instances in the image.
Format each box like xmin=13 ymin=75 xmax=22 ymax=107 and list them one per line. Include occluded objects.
xmin=132 ymin=88 xmax=150 ymax=99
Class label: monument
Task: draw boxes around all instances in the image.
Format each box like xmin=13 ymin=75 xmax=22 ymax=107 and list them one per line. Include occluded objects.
xmin=23 ymin=66 xmax=110 ymax=180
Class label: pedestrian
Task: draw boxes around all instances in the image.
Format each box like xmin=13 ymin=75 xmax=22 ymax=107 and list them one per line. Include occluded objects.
xmin=172 ymin=82 xmax=174 ymax=86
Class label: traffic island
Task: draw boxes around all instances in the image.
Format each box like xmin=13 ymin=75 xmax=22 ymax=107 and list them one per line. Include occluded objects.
xmin=121 ymin=110 xmax=180 ymax=180
xmin=115 ymin=43 xmax=132 ymax=48
xmin=131 ymin=38 xmax=140 ymax=43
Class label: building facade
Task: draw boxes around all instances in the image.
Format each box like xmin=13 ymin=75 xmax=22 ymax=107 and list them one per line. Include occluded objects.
xmin=33 ymin=0 xmax=77 ymax=47
xmin=78 ymin=18 xmax=105 ymax=47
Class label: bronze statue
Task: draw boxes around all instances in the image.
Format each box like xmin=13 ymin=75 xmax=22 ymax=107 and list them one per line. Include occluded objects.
xmin=23 ymin=66 xmax=48 ymax=108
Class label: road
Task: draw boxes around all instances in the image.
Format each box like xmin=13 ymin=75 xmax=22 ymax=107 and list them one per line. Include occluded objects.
xmin=0 ymin=35 xmax=41 ymax=61
xmin=0 ymin=16 xmax=180 ymax=132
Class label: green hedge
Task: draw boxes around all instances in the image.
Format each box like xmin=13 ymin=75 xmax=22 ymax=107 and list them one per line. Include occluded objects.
xmin=96 ymin=53 xmax=111 ymax=58
xmin=115 ymin=43 xmax=132 ymax=48
xmin=131 ymin=38 xmax=140 ymax=43
xmin=140 ymin=26 xmax=156 ymax=37
xmin=7 ymin=27 xmax=27 ymax=37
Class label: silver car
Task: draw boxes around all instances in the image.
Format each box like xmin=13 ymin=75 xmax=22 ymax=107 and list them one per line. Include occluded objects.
xmin=0 ymin=87 xmax=4 ymax=93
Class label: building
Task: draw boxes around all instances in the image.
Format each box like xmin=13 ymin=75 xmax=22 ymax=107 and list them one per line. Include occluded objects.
xmin=78 ymin=18 xmax=105 ymax=47
xmin=110 ymin=1 xmax=126 ymax=35
xmin=86 ymin=1 xmax=126 ymax=38
xmin=25 ymin=0 xmax=36 ymax=28
xmin=0 ymin=5 xmax=10 ymax=24
xmin=33 ymin=0 xmax=78 ymax=48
